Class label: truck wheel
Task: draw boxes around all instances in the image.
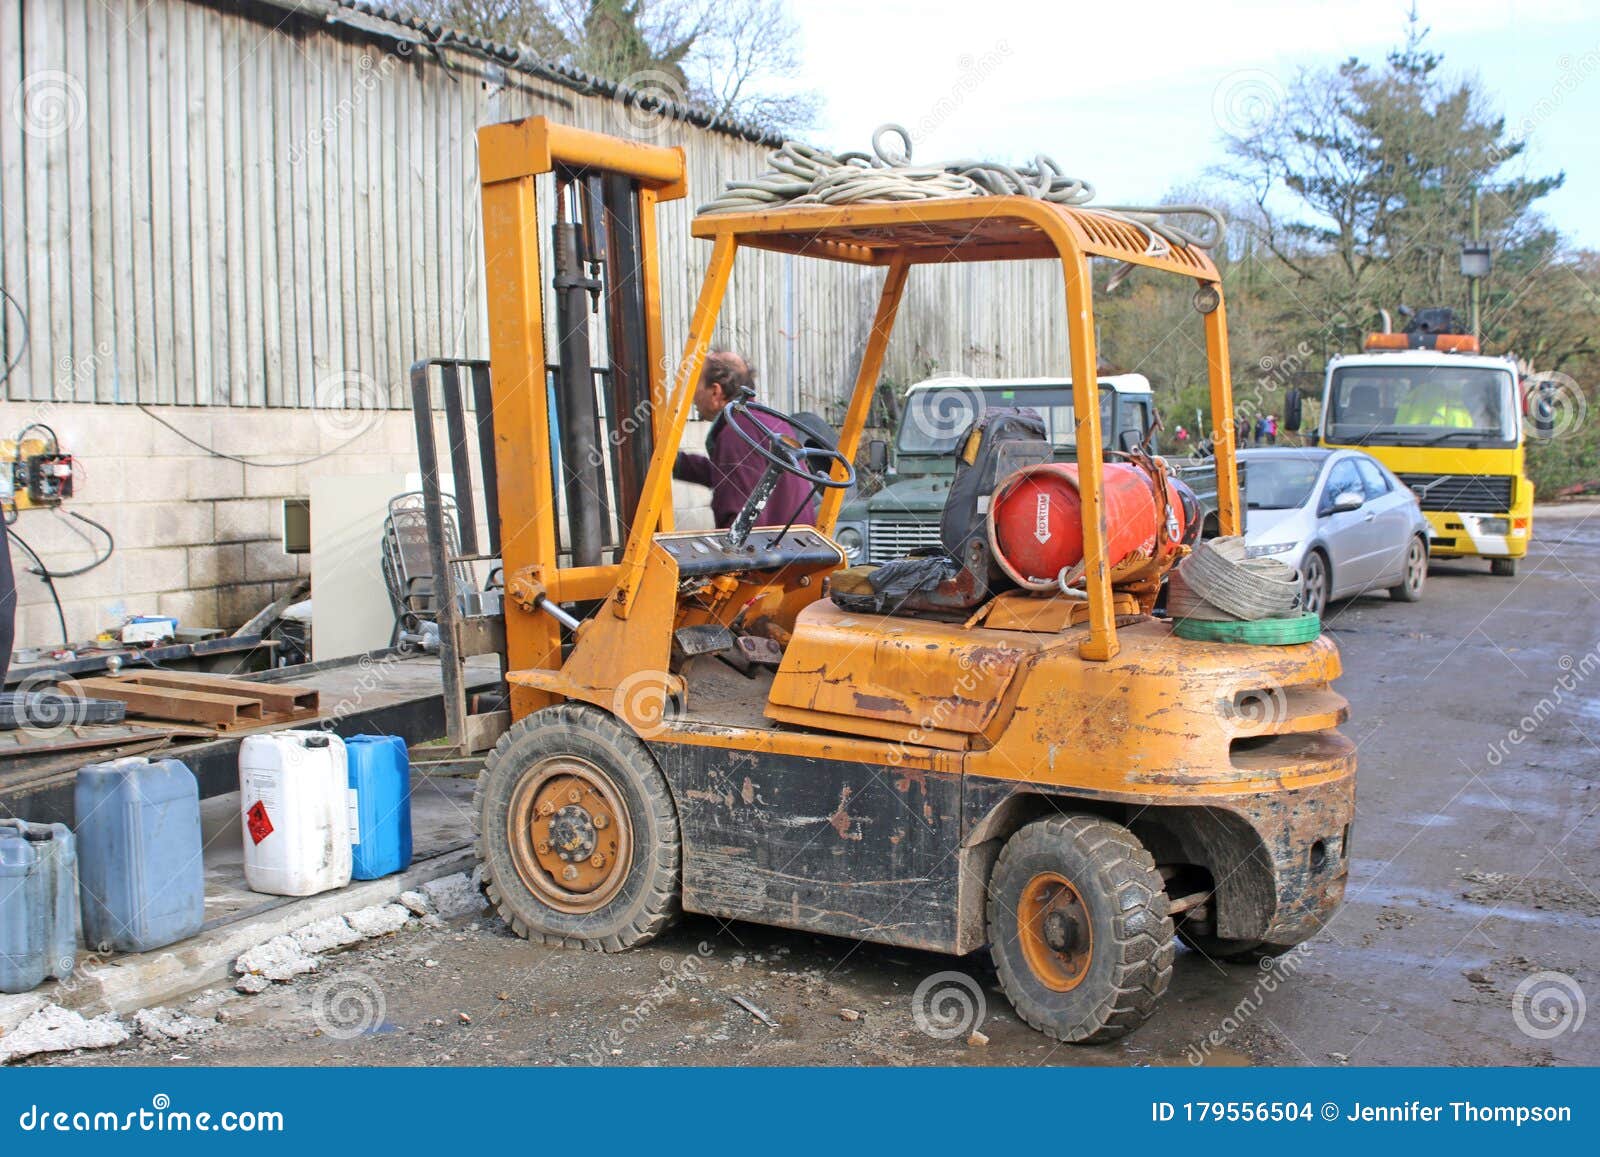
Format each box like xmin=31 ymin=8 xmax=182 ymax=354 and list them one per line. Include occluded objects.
xmin=1491 ymin=557 xmax=1518 ymax=577
xmin=476 ymin=703 xmax=681 ymax=951
xmin=1389 ymin=535 xmax=1427 ymax=602
xmin=987 ymin=815 xmax=1173 ymax=1044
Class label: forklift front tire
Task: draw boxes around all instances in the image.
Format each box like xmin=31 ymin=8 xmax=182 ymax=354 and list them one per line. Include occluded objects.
xmin=476 ymin=703 xmax=682 ymax=951
xmin=987 ymin=814 xmax=1174 ymax=1044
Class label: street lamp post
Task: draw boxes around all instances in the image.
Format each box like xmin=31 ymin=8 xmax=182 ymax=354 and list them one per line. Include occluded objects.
xmin=1460 ymin=186 xmax=1491 ymax=343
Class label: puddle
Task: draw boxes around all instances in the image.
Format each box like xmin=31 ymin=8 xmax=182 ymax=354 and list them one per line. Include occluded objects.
xmin=1344 ymin=878 xmax=1598 ymax=928
xmin=1390 ymin=813 xmax=1457 ymax=829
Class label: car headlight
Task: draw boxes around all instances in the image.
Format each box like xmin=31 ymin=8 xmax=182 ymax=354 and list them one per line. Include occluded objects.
xmin=1246 ymin=541 xmax=1297 ymax=558
xmin=835 ymin=525 xmax=865 ymax=562
xmin=1474 ymin=517 xmax=1510 ymax=535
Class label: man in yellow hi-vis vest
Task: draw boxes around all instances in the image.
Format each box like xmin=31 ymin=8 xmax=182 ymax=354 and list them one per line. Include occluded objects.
xmin=1395 ymin=381 xmax=1474 ymax=427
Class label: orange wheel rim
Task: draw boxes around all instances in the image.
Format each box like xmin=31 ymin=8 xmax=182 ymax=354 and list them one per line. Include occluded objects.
xmin=507 ymin=756 xmax=632 ymax=914
xmin=1017 ymin=871 xmax=1093 ymax=991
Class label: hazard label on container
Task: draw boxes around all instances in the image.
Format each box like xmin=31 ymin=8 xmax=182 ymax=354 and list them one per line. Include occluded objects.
xmin=246 ymin=800 xmax=274 ymax=845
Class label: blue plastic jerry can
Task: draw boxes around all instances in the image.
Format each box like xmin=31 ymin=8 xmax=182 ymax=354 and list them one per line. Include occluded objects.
xmin=345 ymin=735 xmax=413 ymax=880
xmin=74 ymin=757 xmax=205 ymax=954
xmin=0 ymin=819 xmax=79 ymax=991
xmin=0 ymin=831 xmax=47 ymax=994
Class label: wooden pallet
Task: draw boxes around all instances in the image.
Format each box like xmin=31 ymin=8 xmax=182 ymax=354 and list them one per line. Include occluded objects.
xmin=74 ymin=673 xmax=319 ymax=731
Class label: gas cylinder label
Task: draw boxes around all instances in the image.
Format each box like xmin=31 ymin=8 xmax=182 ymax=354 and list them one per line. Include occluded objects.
xmin=1035 ymin=492 xmax=1051 ymax=543
xmin=246 ymin=800 xmax=274 ymax=845
xmin=347 ymin=789 xmax=361 ymax=844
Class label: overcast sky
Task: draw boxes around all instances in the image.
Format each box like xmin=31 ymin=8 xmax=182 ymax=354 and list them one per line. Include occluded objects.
xmin=787 ymin=0 xmax=1600 ymax=247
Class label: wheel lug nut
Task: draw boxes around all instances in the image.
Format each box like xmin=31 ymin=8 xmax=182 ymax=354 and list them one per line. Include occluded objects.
xmin=536 ymin=841 xmax=550 ymax=855
xmin=593 ymin=814 xmax=608 ymax=829
xmin=538 ymin=801 xmax=554 ymax=817
xmin=590 ymin=853 xmax=605 ymax=868
xmin=567 ymin=788 xmax=581 ymax=803
xmin=562 ymin=865 xmax=578 ymax=882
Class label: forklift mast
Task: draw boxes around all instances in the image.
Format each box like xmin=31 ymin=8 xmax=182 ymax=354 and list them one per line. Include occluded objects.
xmin=410 ymin=119 xmax=686 ymax=753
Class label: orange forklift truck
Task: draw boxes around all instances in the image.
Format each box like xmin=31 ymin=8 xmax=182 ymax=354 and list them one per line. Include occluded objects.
xmin=409 ymin=118 xmax=1355 ymax=1043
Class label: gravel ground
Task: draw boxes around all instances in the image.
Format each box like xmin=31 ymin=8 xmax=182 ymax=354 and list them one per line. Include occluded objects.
xmin=37 ymin=505 xmax=1600 ymax=1068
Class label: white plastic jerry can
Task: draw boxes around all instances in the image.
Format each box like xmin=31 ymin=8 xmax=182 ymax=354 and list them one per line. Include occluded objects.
xmin=239 ymin=731 xmax=353 ymax=897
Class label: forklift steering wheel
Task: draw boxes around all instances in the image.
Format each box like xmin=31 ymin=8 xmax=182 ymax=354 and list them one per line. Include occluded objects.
xmin=722 ymin=397 xmax=856 ymax=490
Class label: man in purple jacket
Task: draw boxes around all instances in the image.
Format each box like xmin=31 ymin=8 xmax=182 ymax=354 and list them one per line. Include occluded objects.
xmin=673 ymin=350 xmax=820 ymax=530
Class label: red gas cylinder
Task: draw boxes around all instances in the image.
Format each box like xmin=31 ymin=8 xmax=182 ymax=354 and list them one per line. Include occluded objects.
xmin=990 ymin=462 xmax=1186 ymax=587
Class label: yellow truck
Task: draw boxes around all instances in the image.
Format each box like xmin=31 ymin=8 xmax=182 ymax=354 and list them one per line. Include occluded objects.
xmin=1318 ymin=315 xmax=1532 ymax=575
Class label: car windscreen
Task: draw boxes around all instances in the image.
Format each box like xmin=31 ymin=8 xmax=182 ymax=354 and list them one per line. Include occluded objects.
xmin=1244 ymin=457 xmax=1323 ymax=510
xmin=1326 ymin=365 xmax=1517 ymax=447
xmin=896 ymin=385 xmax=1116 ymax=455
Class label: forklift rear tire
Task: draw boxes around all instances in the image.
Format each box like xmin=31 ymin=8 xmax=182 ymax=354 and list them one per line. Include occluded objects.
xmin=1490 ymin=557 xmax=1518 ymax=577
xmin=475 ymin=703 xmax=681 ymax=951
xmin=987 ymin=815 xmax=1174 ymax=1044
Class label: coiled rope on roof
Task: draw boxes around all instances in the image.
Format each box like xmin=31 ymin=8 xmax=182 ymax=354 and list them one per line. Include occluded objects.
xmin=697 ymin=123 xmax=1226 ymax=257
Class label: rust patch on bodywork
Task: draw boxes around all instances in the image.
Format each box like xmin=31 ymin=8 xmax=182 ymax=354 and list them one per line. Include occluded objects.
xmin=829 ymin=786 xmax=863 ymax=840
xmin=853 ymin=691 xmax=904 ymax=713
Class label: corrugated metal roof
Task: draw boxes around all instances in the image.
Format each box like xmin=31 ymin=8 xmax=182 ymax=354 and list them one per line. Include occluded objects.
xmin=249 ymin=0 xmax=787 ymax=146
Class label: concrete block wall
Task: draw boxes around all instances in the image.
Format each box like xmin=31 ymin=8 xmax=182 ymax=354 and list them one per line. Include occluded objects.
xmin=0 ymin=402 xmax=717 ymax=653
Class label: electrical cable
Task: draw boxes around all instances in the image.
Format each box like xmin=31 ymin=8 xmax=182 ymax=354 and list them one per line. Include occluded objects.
xmin=136 ymin=403 xmax=376 ymax=467
xmin=697 ymin=123 xmax=1226 ymax=256
xmin=0 ymin=286 xmax=29 ymax=389
xmin=25 ymin=511 xmax=114 ymax=578
xmin=5 ymin=526 xmax=68 ymax=649
xmin=13 ymin=423 xmax=59 ymax=451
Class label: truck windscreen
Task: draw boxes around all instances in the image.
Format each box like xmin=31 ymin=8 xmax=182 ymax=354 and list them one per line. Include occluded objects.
xmin=1326 ymin=365 xmax=1517 ymax=447
xmin=897 ymin=385 xmax=1117 ymax=455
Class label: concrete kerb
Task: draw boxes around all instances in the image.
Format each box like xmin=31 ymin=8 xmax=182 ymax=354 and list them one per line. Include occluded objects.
xmin=43 ymin=845 xmax=479 ymax=1019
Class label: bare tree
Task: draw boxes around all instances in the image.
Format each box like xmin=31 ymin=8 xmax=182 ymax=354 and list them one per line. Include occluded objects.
xmin=678 ymin=0 xmax=819 ymax=132
xmin=407 ymin=0 xmax=819 ymax=134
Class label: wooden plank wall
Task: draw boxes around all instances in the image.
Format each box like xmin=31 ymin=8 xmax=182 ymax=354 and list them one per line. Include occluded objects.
xmin=0 ymin=0 xmax=1073 ymax=425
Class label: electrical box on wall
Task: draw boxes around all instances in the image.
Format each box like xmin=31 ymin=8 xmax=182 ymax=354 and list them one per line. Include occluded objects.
xmin=2 ymin=438 xmax=74 ymax=510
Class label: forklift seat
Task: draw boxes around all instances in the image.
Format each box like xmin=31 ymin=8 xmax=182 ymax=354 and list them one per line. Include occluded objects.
xmin=830 ymin=408 xmax=1052 ymax=616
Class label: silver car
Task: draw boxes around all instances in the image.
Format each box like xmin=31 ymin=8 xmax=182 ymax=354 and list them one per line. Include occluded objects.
xmin=1240 ymin=447 xmax=1431 ymax=615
